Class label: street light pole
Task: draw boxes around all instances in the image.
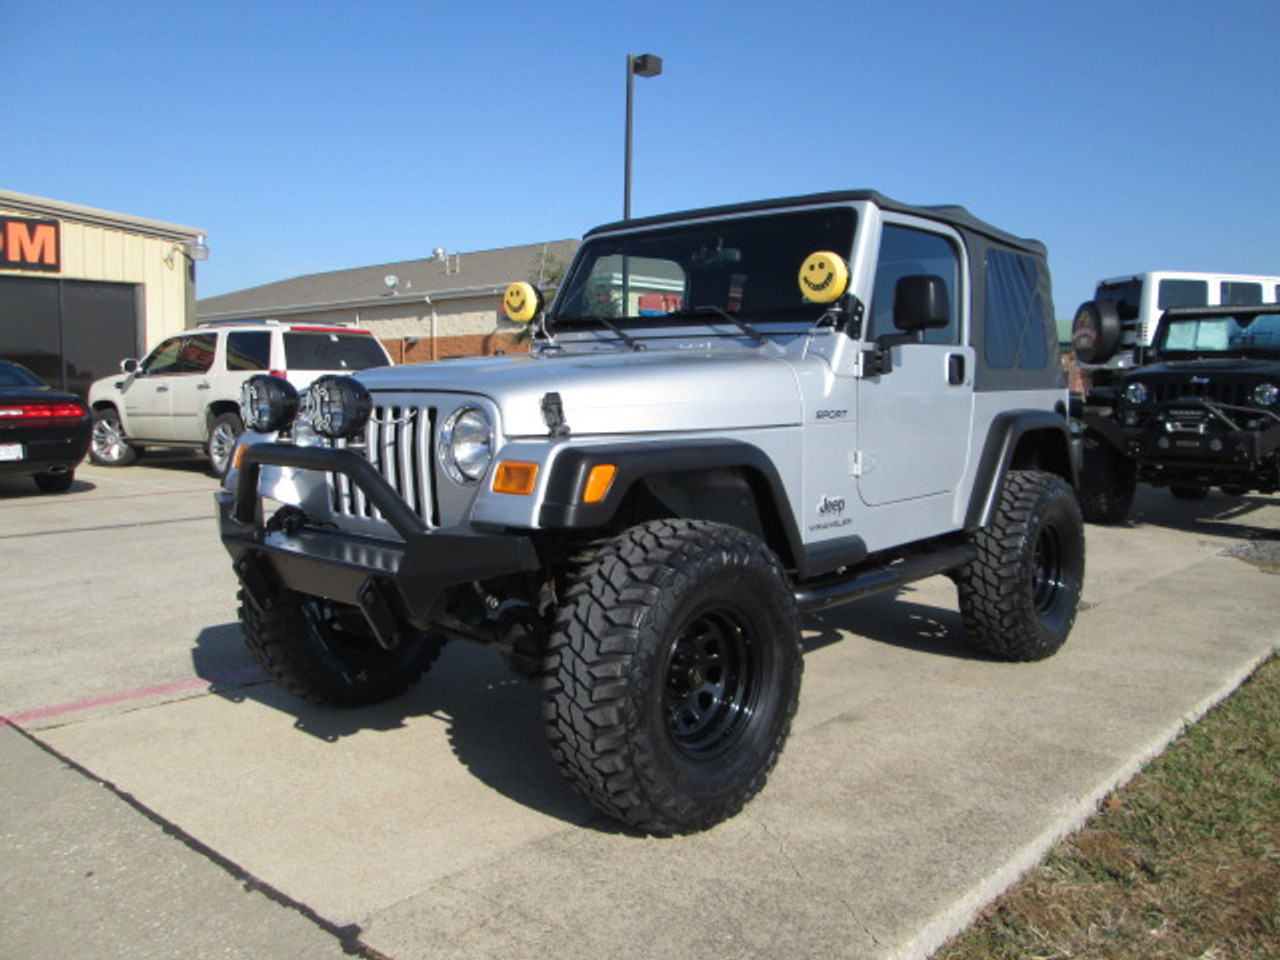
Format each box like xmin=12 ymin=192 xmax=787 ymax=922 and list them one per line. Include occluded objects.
xmin=624 ymin=52 xmax=663 ymax=220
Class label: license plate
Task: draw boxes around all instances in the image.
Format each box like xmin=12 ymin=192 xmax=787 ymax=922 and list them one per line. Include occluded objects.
xmin=0 ymin=443 xmax=24 ymax=462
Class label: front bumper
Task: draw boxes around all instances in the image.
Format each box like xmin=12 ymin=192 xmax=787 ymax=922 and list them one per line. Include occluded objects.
xmin=218 ymin=443 xmax=540 ymax=644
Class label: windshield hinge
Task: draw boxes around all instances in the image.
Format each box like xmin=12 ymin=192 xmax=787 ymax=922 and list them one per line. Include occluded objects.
xmin=541 ymin=392 xmax=570 ymax=438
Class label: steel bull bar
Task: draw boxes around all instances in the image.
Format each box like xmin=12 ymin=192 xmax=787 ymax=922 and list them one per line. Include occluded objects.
xmin=217 ymin=443 xmax=539 ymax=650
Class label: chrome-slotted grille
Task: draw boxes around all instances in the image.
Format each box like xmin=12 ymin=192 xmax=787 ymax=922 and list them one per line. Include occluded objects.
xmin=331 ymin=403 xmax=436 ymax=526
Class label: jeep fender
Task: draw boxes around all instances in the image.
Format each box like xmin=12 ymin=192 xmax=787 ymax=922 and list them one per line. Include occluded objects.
xmin=538 ymin=440 xmax=806 ymax=572
xmin=965 ymin=410 xmax=1076 ymax=530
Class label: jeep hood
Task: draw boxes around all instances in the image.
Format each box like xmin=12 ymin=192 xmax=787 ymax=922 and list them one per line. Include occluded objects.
xmin=356 ymin=349 xmax=804 ymax=436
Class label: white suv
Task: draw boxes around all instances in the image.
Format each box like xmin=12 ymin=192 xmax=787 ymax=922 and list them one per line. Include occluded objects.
xmin=88 ymin=320 xmax=391 ymax=475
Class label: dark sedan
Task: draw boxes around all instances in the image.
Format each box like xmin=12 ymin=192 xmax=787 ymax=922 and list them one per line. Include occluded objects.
xmin=0 ymin=360 xmax=92 ymax=493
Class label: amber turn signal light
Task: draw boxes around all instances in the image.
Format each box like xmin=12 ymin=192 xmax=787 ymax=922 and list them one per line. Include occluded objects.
xmin=492 ymin=461 xmax=539 ymax=495
xmin=583 ymin=464 xmax=617 ymax=504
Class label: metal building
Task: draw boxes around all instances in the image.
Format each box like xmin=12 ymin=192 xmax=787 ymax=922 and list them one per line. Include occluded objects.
xmin=0 ymin=190 xmax=206 ymax=397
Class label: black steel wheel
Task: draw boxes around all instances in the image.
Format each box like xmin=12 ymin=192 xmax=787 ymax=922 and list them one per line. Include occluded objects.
xmin=543 ymin=519 xmax=802 ymax=834
xmin=955 ymin=470 xmax=1085 ymax=661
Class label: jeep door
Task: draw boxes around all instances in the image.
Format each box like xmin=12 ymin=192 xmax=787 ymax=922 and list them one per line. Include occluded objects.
xmin=856 ymin=220 xmax=973 ymax=522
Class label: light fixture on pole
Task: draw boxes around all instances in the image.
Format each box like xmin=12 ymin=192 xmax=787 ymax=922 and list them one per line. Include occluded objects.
xmin=624 ymin=52 xmax=663 ymax=220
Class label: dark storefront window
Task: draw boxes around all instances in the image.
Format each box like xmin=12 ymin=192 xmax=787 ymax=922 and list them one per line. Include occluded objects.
xmin=0 ymin=276 xmax=139 ymax=397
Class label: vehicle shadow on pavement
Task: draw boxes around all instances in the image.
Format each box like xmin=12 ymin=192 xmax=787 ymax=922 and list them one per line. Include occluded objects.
xmin=1128 ymin=488 xmax=1279 ymax=542
xmin=191 ymin=624 xmax=605 ymax=829
xmin=803 ymin=587 xmax=991 ymax=662
xmin=0 ymin=476 xmax=96 ymax=498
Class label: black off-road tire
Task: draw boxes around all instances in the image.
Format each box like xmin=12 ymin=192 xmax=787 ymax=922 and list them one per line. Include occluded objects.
xmin=90 ymin=408 xmax=140 ymax=466
xmin=239 ymin=589 xmax=444 ymax=707
xmin=1079 ymin=433 xmax=1135 ymax=525
xmin=1170 ymin=483 xmax=1209 ymax=501
xmin=955 ymin=470 xmax=1085 ymax=661
xmin=542 ymin=519 xmax=802 ymax=835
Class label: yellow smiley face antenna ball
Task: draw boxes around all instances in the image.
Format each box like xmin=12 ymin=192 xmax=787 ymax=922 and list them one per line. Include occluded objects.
xmin=502 ymin=282 xmax=543 ymax=324
xmin=798 ymin=251 xmax=849 ymax=304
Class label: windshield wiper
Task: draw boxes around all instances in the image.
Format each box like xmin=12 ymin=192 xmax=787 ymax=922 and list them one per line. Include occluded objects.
xmin=547 ymin=314 xmax=645 ymax=352
xmin=664 ymin=305 xmax=767 ymax=345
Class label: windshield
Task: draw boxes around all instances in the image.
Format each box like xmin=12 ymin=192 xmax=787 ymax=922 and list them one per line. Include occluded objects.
xmin=1157 ymin=312 xmax=1280 ymax=357
xmin=551 ymin=208 xmax=856 ymax=333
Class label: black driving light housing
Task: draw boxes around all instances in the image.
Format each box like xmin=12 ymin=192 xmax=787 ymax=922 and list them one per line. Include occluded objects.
xmin=306 ymin=375 xmax=373 ymax=439
xmin=240 ymin=375 xmax=300 ymax=433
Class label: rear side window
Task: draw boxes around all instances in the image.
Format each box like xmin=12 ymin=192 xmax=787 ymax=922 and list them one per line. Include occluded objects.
xmin=1221 ymin=281 xmax=1262 ymax=306
xmin=984 ymin=249 xmax=1049 ymax=370
xmin=1158 ymin=279 xmax=1208 ymax=309
xmin=226 ymin=331 xmax=271 ymax=371
xmin=283 ymin=332 xmax=388 ymax=371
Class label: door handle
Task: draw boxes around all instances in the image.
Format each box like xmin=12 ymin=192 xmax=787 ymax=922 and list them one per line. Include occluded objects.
xmin=156 ymin=385 xmax=170 ymax=393
xmin=197 ymin=383 xmax=211 ymax=390
xmin=947 ymin=354 xmax=966 ymax=385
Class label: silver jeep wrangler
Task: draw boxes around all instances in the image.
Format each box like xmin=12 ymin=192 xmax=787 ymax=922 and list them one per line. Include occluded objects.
xmin=218 ymin=191 xmax=1083 ymax=834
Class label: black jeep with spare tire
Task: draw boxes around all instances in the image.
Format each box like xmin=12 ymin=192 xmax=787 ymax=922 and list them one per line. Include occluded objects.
xmin=1073 ymin=302 xmax=1280 ymax=523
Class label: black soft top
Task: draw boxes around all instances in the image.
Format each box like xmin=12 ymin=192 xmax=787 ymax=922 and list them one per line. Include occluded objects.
xmin=587 ymin=190 xmax=1046 ymax=258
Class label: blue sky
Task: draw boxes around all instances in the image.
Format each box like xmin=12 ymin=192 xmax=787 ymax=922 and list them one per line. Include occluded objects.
xmin=6 ymin=0 xmax=1278 ymax=313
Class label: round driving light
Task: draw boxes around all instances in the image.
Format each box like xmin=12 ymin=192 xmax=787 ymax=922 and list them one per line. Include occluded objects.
xmin=1123 ymin=381 xmax=1149 ymax=405
xmin=306 ymin=375 xmax=372 ymax=439
xmin=240 ymin=375 xmax=299 ymax=432
xmin=1251 ymin=382 xmax=1278 ymax=406
xmin=439 ymin=406 xmax=493 ymax=483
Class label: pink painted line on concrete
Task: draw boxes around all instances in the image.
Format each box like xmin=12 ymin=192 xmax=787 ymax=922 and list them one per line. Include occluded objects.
xmin=0 ymin=668 xmax=266 ymax=728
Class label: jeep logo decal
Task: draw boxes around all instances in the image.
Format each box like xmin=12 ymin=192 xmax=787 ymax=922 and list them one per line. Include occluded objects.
xmin=818 ymin=495 xmax=846 ymax=515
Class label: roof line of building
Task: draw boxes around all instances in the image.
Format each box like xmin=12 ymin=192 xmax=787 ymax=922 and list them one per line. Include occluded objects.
xmin=198 ymin=283 xmax=510 ymax=323
xmin=0 ymin=189 xmax=206 ymax=242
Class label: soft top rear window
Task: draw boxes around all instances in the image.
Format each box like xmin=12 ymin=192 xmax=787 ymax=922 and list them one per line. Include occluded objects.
xmin=283 ymin=332 xmax=388 ymax=371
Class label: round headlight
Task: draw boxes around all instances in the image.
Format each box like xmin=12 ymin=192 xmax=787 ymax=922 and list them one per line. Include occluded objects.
xmin=240 ymin=375 xmax=299 ymax=432
xmin=439 ymin=406 xmax=493 ymax=483
xmin=1123 ymin=381 xmax=1149 ymax=405
xmin=1252 ymin=382 xmax=1279 ymax=407
xmin=306 ymin=375 xmax=372 ymax=439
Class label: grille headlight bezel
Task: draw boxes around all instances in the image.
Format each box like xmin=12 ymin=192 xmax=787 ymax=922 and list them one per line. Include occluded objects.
xmin=439 ymin=405 xmax=494 ymax=484
xmin=1122 ymin=380 xmax=1150 ymax=405
xmin=1251 ymin=382 xmax=1279 ymax=407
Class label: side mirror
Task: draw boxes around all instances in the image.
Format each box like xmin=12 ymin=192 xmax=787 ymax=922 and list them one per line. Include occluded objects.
xmin=120 ymin=358 xmax=140 ymax=374
xmin=1071 ymin=300 xmax=1122 ymax=364
xmin=893 ymin=275 xmax=950 ymax=332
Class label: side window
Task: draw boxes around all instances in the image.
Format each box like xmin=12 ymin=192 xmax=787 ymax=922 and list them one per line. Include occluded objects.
xmin=140 ymin=337 xmax=185 ymax=375
xmin=226 ymin=331 xmax=271 ymax=371
xmin=1157 ymin=279 xmax=1208 ymax=309
xmin=172 ymin=333 xmax=216 ymax=374
xmin=984 ymin=249 xmax=1050 ymax=370
xmin=868 ymin=225 xmax=960 ymax=344
xmin=1221 ymin=281 xmax=1262 ymax=306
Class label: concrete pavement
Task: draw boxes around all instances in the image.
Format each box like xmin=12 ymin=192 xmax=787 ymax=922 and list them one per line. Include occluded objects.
xmin=2 ymin=457 xmax=1277 ymax=959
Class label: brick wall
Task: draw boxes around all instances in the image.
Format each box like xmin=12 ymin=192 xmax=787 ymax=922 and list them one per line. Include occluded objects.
xmin=379 ymin=332 xmax=531 ymax=365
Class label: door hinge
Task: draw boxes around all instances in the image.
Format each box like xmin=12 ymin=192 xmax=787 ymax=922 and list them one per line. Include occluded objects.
xmin=850 ymin=450 xmax=865 ymax=477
